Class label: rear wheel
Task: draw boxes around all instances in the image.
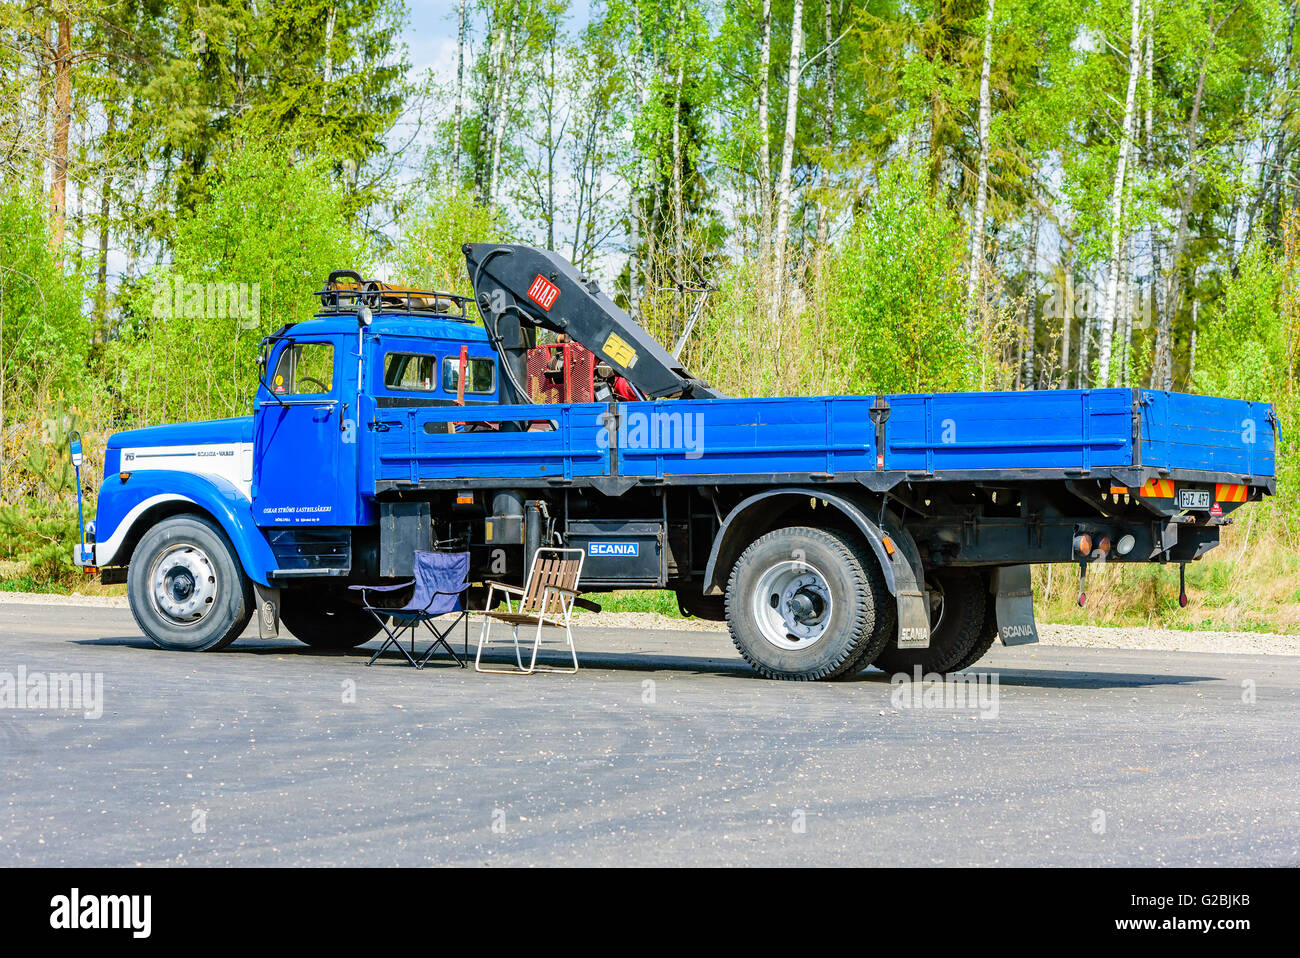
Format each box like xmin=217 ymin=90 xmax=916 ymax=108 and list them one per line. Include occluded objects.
xmin=127 ymin=515 xmax=253 ymax=652
xmin=282 ymin=592 xmax=386 ymax=649
xmin=949 ymin=586 xmax=999 ymax=671
xmin=726 ymin=526 xmax=889 ymax=681
xmin=871 ymin=568 xmax=986 ymax=676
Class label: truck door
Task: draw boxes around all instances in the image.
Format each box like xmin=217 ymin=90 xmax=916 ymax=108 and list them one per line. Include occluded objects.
xmin=253 ymin=337 xmax=348 ymax=526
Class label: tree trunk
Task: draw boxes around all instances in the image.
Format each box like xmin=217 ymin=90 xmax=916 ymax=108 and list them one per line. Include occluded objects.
xmin=1060 ymin=267 xmax=1073 ymax=387
xmin=629 ymin=0 xmax=646 ymax=319
xmin=452 ymin=0 xmax=466 ymax=183
xmin=672 ymin=3 xmax=686 ymax=299
xmin=758 ymin=0 xmax=773 ymax=267
xmin=485 ymin=2 xmax=520 ymax=208
xmin=965 ymin=0 xmax=995 ymax=334
xmin=49 ymin=13 xmax=72 ymax=253
xmin=1022 ymin=209 xmax=1039 ymax=388
xmin=1143 ymin=1 xmax=1165 ymax=383
xmin=771 ymin=0 xmax=804 ymax=324
xmin=1120 ymin=232 xmax=1134 ymax=386
xmin=1161 ymin=9 xmax=1235 ymax=392
xmin=545 ymin=44 xmax=556 ymax=251
xmin=323 ymin=7 xmax=337 ymax=89
xmin=1097 ymin=0 xmax=1143 ymax=387
xmin=1250 ymin=1 xmax=1295 ymax=244
xmin=489 ymin=19 xmax=522 ymax=208
xmin=96 ymin=110 xmax=115 ymax=343
xmin=816 ymin=0 xmax=839 ymax=252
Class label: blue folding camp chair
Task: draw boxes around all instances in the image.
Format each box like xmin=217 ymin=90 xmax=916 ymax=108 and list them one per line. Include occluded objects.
xmin=350 ymin=550 xmax=470 ymax=669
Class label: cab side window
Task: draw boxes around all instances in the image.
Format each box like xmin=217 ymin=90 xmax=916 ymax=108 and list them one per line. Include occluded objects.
xmin=384 ymin=353 xmax=438 ymax=392
xmin=443 ymin=356 xmax=496 ymax=395
xmin=272 ymin=343 xmax=334 ymax=395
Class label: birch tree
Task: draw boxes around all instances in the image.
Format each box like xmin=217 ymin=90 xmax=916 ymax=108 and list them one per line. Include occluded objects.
xmin=816 ymin=0 xmax=840 ymax=252
xmin=771 ymin=0 xmax=804 ymax=322
xmin=1156 ymin=3 xmax=1241 ymax=388
xmin=49 ymin=11 xmax=71 ymax=252
xmin=1096 ymin=0 xmax=1144 ymax=387
xmin=452 ymin=0 xmax=466 ymax=183
xmin=628 ymin=0 xmax=645 ymax=318
xmin=757 ymin=0 xmax=773 ymax=267
xmin=965 ymin=0 xmax=995 ymax=334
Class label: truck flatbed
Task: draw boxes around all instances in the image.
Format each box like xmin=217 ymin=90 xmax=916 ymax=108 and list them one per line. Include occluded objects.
xmin=371 ymin=388 xmax=1275 ymax=495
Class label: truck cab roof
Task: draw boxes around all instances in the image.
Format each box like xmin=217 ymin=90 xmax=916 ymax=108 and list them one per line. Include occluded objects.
xmin=283 ymin=311 xmax=491 ymax=343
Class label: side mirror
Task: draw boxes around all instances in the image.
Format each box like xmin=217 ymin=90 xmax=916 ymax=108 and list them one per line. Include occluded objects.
xmin=68 ymin=430 xmax=83 ymax=468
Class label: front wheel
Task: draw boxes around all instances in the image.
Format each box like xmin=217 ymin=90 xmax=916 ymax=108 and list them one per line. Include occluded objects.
xmin=282 ymin=592 xmax=386 ymax=649
xmin=726 ymin=526 xmax=890 ymax=681
xmin=127 ymin=515 xmax=253 ymax=652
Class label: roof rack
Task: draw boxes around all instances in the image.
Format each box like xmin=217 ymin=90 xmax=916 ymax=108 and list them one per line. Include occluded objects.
xmin=313 ymin=269 xmax=474 ymax=321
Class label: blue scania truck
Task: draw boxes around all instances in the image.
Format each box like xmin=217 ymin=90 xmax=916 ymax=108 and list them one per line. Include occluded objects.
xmin=76 ymin=244 xmax=1277 ymax=680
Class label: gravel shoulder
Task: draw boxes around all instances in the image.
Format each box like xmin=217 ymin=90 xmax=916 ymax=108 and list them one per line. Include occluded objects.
xmin=2 ymin=590 xmax=1297 ymax=655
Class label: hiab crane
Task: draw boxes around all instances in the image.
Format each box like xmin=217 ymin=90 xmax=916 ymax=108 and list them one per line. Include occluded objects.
xmin=73 ymin=244 xmax=1277 ymax=679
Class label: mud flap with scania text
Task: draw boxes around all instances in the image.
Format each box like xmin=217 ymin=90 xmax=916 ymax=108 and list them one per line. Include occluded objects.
xmin=993 ymin=565 xmax=1038 ymax=646
xmin=895 ymin=589 xmax=932 ymax=649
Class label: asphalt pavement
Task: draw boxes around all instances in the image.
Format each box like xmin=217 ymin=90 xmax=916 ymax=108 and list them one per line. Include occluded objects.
xmin=1 ymin=602 xmax=1296 ymax=866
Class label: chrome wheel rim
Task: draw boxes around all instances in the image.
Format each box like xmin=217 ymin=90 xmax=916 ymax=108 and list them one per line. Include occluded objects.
xmin=149 ymin=543 xmax=218 ymax=626
xmin=751 ymin=559 xmax=833 ymax=651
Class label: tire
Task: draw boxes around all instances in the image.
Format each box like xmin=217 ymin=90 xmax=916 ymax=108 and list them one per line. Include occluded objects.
xmin=726 ymin=526 xmax=890 ymax=681
xmin=949 ymin=583 xmax=999 ymax=671
xmin=835 ymin=545 xmax=897 ymax=678
xmin=871 ymin=568 xmax=986 ymax=676
xmin=127 ymin=514 xmax=253 ymax=652
xmin=281 ymin=592 xmax=386 ymax=649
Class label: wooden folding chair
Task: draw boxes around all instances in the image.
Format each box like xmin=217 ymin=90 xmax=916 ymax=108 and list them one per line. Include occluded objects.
xmin=475 ymin=547 xmax=585 ymax=674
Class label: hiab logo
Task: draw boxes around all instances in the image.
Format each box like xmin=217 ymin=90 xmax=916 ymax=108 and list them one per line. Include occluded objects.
xmin=526 ymin=274 xmax=561 ymax=310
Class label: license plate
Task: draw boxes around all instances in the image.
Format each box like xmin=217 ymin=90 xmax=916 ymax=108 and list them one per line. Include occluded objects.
xmin=1177 ymin=488 xmax=1212 ymax=511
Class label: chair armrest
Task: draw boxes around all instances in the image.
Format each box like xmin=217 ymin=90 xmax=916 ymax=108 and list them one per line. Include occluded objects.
xmin=349 ymin=580 xmax=414 ymax=593
xmin=349 ymin=581 xmax=414 ymax=609
xmin=485 ymin=581 xmax=526 ymax=596
xmin=541 ymin=585 xmax=579 ymax=598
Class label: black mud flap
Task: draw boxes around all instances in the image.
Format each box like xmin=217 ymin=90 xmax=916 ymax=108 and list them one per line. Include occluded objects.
xmin=895 ymin=589 xmax=931 ymax=649
xmin=254 ymin=583 xmax=281 ymax=639
xmin=993 ymin=565 xmax=1038 ymax=646
xmin=882 ymin=522 xmax=930 ymax=649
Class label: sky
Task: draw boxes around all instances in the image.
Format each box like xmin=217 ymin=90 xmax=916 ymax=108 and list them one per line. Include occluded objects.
xmin=403 ymin=0 xmax=464 ymax=87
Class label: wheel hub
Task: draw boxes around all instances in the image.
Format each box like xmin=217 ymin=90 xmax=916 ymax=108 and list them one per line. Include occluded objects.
xmin=751 ymin=560 xmax=834 ymax=651
xmin=151 ymin=544 xmax=218 ymax=626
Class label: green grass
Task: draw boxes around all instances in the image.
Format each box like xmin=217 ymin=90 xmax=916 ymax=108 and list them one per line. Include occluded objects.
xmin=580 ymin=589 xmax=686 ymax=616
xmin=0 ymin=574 xmax=70 ymax=594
